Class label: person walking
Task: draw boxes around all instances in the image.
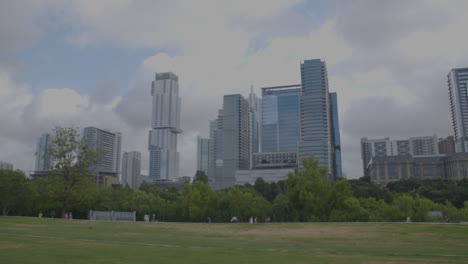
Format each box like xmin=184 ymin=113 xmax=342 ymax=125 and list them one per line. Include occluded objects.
xmin=50 ymin=211 xmax=55 ymax=219
xmin=249 ymin=216 xmax=254 ymax=224
xmin=69 ymin=212 xmax=73 ymax=220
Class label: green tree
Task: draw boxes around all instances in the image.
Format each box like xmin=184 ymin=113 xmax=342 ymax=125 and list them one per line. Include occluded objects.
xmin=193 ymin=170 xmax=209 ymax=184
xmin=0 ymin=169 xmax=31 ymax=215
xmin=181 ymin=182 xmax=215 ymax=221
xmin=46 ymin=127 xmax=99 ymax=218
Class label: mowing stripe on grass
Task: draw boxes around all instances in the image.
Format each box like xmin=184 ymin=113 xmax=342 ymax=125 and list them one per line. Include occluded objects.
xmin=1 ymin=233 xmax=467 ymax=259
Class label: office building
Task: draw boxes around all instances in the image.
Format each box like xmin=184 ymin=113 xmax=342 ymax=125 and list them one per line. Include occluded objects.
xmin=221 ymin=94 xmax=251 ymax=189
xmin=369 ymin=153 xmax=468 ymax=185
xmin=329 ymin=92 xmax=342 ymax=179
xmin=299 ymin=59 xmax=333 ymax=179
xmin=0 ymin=161 xmax=13 ymax=170
xmin=214 ymin=94 xmax=250 ymax=190
xmin=361 ymin=136 xmax=439 ymax=176
xmin=148 ymin=72 xmax=182 ymax=181
xmin=261 ymin=85 xmax=301 ymax=153
xmin=235 ymin=168 xmax=295 ymax=186
xmin=249 ymin=86 xmax=262 ymax=154
xmin=121 ymin=151 xmax=141 ymax=191
xmin=252 ymin=152 xmax=297 ymax=169
xmin=35 ymin=133 xmax=52 ymax=172
xmin=196 ymin=136 xmax=210 ymax=175
xmin=439 ymin=136 xmax=455 ymax=155
xmin=82 ymin=127 xmax=122 ymax=184
xmin=448 ymin=68 xmax=468 ymax=152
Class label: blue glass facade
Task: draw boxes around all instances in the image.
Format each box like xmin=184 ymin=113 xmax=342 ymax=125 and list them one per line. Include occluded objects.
xmin=261 ymin=88 xmax=301 ymax=152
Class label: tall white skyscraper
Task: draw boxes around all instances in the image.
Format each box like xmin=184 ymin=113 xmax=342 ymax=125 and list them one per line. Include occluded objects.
xmin=448 ymin=68 xmax=468 ymax=152
xmin=121 ymin=151 xmax=141 ymax=191
xmin=148 ymin=72 xmax=182 ymax=181
xmin=35 ymin=133 xmax=52 ymax=171
xmin=82 ymin=127 xmax=122 ymax=183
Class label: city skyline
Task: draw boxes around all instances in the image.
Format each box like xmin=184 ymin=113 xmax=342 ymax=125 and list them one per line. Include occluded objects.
xmin=1 ymin=1 xmax=468 ymax=179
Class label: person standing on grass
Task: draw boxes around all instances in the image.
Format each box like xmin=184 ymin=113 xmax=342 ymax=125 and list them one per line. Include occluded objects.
xmin=50 ymin=211 xmax=55 ymax=219
xmin=38 ymin=211 xmax=43 ymax=218
xmin=69 ymin=212 xmax=73 ymax=220
xmin=249 ymin=216 xmax=253 ymax=224
xmin=254 ymin=216 xmax=257 ymax=224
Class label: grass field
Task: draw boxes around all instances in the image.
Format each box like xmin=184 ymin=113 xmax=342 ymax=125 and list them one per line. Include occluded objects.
xmin=0 ymin=217 xmax=467 ymax=264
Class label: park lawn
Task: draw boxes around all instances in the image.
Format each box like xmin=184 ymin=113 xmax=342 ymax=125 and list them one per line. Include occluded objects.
xmin=0 ymin=217 xmax=467 ymax=264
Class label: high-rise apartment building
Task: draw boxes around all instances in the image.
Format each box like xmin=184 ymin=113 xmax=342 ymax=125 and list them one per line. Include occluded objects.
xmin=121 ymin=151 xmax=141 ymax=191
xmin=35 ymin=133 xmax=52 ymax=172
xmin=196 ymin=136 xmax=210 ymax=175
xmin=0 ymin=161 xmax=13 ymax=170
xmin=82 ymin=127 xmax=122 ymax=183
xmin=261 ymin=85 xmax=301 ymax=153
xmin=148 ymin=72 xmax=182 ymax=181
xmin=439 ymin=136 xmax=455 ymax=155
xmin=448 ymin=68 xmax=468 ymax=152
xmin=361 ymin=135 xmax=439 ymax=176
xmin=299 ymin=59 xmax=333 ymax=179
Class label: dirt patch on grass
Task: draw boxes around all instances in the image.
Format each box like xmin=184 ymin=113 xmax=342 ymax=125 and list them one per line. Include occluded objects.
xmin=0 ymin=241 xmax=23 ymax=248
xmin=166 ymin=224 xmax=380 ymax=239
xmin=118 ymin=232 xmax=144 ymax=237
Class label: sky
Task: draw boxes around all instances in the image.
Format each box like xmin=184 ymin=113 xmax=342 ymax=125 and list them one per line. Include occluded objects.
xmin=1 ymin=0 xmax=468 ymax=179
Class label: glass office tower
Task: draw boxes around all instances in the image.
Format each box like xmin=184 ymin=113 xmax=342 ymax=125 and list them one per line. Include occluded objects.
xmin=261 ymin=85 xmax=301 ymax=152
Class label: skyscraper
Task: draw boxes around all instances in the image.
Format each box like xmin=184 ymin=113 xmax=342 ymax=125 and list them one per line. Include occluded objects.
xmin=216 ymin=94 xmax=250 ymax=189
xmin=329 ymin=92 xmax=342 ymax=179
xmin=148 ymin=72 xmax=182 ymax=181
xmin=249 ymin=86 xmax=262 ymax=155
xmin=261 ymin=85 xmax=301 ymax=153
xmin=82 ymin=127 xmax=122 ymax=183
xmin=299 ymin=59 xmax=333 ymax=179
xmin=448 ymin=68 xmax=468 ymax=152
xmin=196 ymin=136 xmax=210 ymax=175
xmin=121 ymin=151 xmax=141 ymax=191
xmin=35 ymin=133 xmax=52 ymax=172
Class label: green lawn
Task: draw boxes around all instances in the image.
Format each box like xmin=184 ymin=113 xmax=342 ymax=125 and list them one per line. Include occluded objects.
xmin=0 ymin=217 xmax=467 ymax=264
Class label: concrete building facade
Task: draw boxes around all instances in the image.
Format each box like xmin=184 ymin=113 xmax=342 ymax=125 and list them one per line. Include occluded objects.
xmin=148 ymin=72 xmax=182 ymax=181
xmin=448 ymin=68 xmax=468 ymax=152
xmin=369 ymin=153 xmax=468 ymax=185
xmin=218 ymin=94 xmax=251 ymax=190
xmin=121 ymin=151 xmax=141 ymax=191
xmin=361 ymin=136 xmax=439 ymax=176
xmin=82 ymin=127 xmax=122 ymax=184
xmin=0 ymin=161 xmax=13 ymax=170
xmin=439 ymin=136 xmax=455 ymax=155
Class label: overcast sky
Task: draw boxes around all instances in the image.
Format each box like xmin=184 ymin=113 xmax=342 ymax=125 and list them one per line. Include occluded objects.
xmin=1 ymin=0 xmax=468 ymax=179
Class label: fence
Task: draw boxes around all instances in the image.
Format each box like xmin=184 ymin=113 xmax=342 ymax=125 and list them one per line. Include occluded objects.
xmin=89 ymin=211 xmax=136 ymax=222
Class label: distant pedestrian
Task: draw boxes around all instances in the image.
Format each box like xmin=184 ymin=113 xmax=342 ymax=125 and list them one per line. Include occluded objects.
xmin=64 ymin=212 xmax=68 ymax=219
xmin=254 ymin=216 xmax=257 ymax=224
xmin=152 ymin=214 xmax=156 ymax=222
xmin=265 ymin=216 xmax=271 ymax=223
xmin=249 ymin=216 xmax=253 ymax=224
xmin=207 ymin=217 xmax=212 ymax=223
xmin=230 ymin=216 xmax=238 ymax=223
xmin=50 ymin=211 xmax=55 ymax=219
xmin=38 ymin=211 xmax=43 ymax=218
xmin=69 ymin=212 xmax=73 ymax=220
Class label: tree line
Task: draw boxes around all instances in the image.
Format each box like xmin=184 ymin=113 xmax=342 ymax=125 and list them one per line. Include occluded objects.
xmin=1 ymin=127 xmax=468 ymax=222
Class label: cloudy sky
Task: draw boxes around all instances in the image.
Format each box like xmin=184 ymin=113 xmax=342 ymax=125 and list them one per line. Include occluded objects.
xmin=1 ymin=0 xmax=468 ymax=179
